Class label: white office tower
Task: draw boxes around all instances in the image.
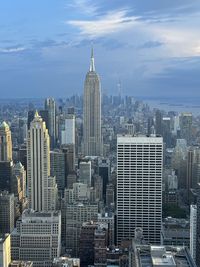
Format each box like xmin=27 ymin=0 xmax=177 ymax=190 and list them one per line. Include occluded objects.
xmin=11 ymin=209 xmax=61 ymax=267
xmin=117 ymin=135 xmax=163 ymax=245
xmin=79 ymin=161 xmax=91 ymax=187
xmin=27 ymin=111 xmax=57 ymax=212
xmin=61 ymin=115 xmax=75 ymax=145
xmin=190 ymin=205 xmax=197 ymax=262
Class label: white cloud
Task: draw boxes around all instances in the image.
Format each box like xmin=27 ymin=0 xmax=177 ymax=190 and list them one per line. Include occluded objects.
xmin=0 ymin=46 xmax=26 ymax=53
xmin=67 ymin=0 xmax=99 ymax=16
xmin=67 ymin=9 xmax=140 ymax=38
xmin=66 ymin=4 xmax=200 ymax=58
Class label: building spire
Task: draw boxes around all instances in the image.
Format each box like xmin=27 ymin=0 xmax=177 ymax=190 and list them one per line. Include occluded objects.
xmin=90 ymin=46 xmax=95 ymax=72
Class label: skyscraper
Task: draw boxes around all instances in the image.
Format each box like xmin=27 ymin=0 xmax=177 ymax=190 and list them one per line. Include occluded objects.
xmin=83 ymin=48 xmax=102 ymax=156
xmin=27 ymin=111 xmax=54 ymax=211
xmin=117 ymin=135 xmax=163 ymax=245
xmin=79 ymin=161 xmax=91 ymax=187
xmin=61 ymin=114 xmax=75 ymax=145
xmin=190 ymin=204 xmax=197 ymax=262
xmin=0 ymin=121 xmax=12 ymax=162
xmin=179 ymin=112 xmax=193 ymax=145
xmin=0 ymin=191 xmax=15 ymax=234
xmin=45 ymin=98 xmax=56 ymax=148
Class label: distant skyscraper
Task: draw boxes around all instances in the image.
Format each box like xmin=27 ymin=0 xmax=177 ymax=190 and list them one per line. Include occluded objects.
xmin=83 ymin=48 xmax=102 ymax=156
xmin=50 ymin=150 xmax=66 ymax=192
xmin=98 ymin=158 xmax=110 ymax=201
xmin=27 ymin=111 xmax=56 ymax=211
xmin=179 ymin=112 xmax=193 ymax=145
xmin=45 ymin=98 xmax=56 ymax=148
xmin=0 ymin=121 xmax=12 ymax=162
xmin=61 ymin=114 xmax=75 ymax=145
xmin=117 ymin=135 xmax=163 ymax=244
xmin=155 ymin=110 xmax=163 ymax=135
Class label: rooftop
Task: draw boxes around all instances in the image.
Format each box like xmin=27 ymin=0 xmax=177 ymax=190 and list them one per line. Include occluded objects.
xmin=135 ymin=245 xmax=197 ymax=267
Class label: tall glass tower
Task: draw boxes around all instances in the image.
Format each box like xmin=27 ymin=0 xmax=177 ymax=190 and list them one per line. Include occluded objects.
xmin=83 ymin=48 xmax=102 ymax=156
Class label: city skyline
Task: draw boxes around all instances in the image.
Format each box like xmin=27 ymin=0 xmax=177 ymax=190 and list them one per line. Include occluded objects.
xmin=0 ymin=1 xmax=200 ymax=98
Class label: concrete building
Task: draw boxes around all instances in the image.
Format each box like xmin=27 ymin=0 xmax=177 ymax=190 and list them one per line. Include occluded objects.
xmin=0 ymin=234 xmax=11 ymax=267
xmin=9 ymin=261 xmax=33 ymax=267
xmin=65 ymin=203 xmax=98 ymax=256
xmin=190 ymin=205 xmax=197 ymax=262
xmin=64 ymin=183 xmax=89 ymax=204
xmin=11 ymin=209 xmax=61 ymax=267
xmin=0 ymin=161 xmax=13 ymax=193
xmin=94 ymin=225 xmax=108 ymax=267
xmin=61 ymin=145 xmax=75 ymax=179
xmin=0 ymin=121 xmax=12 ymax=162
xmin=83 ymin=48 xmax=102 ymax=156
xmin=161 ymin=217 xmax=190 ymax=248
xmin=98 ymin=213 xmax=114 ymax=245
xmin=117 ymin=135 xmax=163 ymax=244
xmin=98 ymin=158 xmax=110 ymax=201
xmin=61 ymin=114 xmax=75 ymax=145
xmin=12 ymin=162 xmax=27 ymax=216
xmin=27 ymin=112 xmax=57 ymax=211
xmin=106 ymin=184 xmax=115 ymax=209
xmin=53 ymin=257 xmax=79 ymax=267
xmin=0 ymin=191 xmax=15 ymax=234
xmin=79 ymin=221 xmax=108 ymax=267
xmin=195 ymin=187 xmax=200 ymax=266
xmin=66 ymin=172 xmax=77 ymax=189
xmin=179 ymin=112 xmax=192 ymax=145
xmin=79 ymin=161 xmax=91 ymax=187
xmin=45 ymin=98 xmax=56 ymax=148
xmin=133 ymin=245 xmax=197 ymax=267
xmin=50 ymin=150 xmax=66 ymax=192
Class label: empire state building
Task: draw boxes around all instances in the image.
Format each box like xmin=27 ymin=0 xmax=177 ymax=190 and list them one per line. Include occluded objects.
xmin=83 ymin=48 xmax=102 ymax=156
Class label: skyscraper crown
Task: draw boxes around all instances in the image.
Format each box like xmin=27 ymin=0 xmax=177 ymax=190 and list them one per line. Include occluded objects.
xmin=89 ymin=46 xmax=95 ymax=72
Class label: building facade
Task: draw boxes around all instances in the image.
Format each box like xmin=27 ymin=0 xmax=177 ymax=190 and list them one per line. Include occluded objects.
xmin=0 ymin=191 xmax=15 ymax=234
xmin=117 ymin=135 xmax=163 ymax=244
xmin=190 ymin=205 xmax=197 ymax=262
xmin=83 ymin=48 xmax=102 ymax=156
xmin=11 ymin=209 xmax=61 ymax=267
xmin=27 ymin=112 xmax=56 ymax=212
xmin=0 ymin=121 xmax=12 ymax=162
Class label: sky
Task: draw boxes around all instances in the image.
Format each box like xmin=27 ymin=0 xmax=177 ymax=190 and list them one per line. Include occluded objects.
xmin=0 ymin=0 xmax=200 ymax=98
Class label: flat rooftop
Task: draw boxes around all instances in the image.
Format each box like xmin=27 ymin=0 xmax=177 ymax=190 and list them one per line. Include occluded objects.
xmin=135 ymin=245 xmax=197 ymax=267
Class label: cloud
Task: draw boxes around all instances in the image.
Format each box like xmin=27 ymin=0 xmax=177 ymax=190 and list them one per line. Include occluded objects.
xmin=0 ymin=46 xmax=26 ymax=53
xmin=139 ymin=41 xmax=163 ymax=49
xmin=67 ymin=9 xmax=140 ymax=38
xmin=67 ymin=0 xmax=99 ymax=16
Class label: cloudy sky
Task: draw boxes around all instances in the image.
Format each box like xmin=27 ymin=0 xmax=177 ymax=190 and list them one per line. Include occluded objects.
xmin=0 ymin=0 xmax=200 ymax=98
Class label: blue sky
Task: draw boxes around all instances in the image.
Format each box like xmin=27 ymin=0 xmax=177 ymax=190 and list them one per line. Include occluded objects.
xmin=0 ymin=0 xmax=200 ymax=98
